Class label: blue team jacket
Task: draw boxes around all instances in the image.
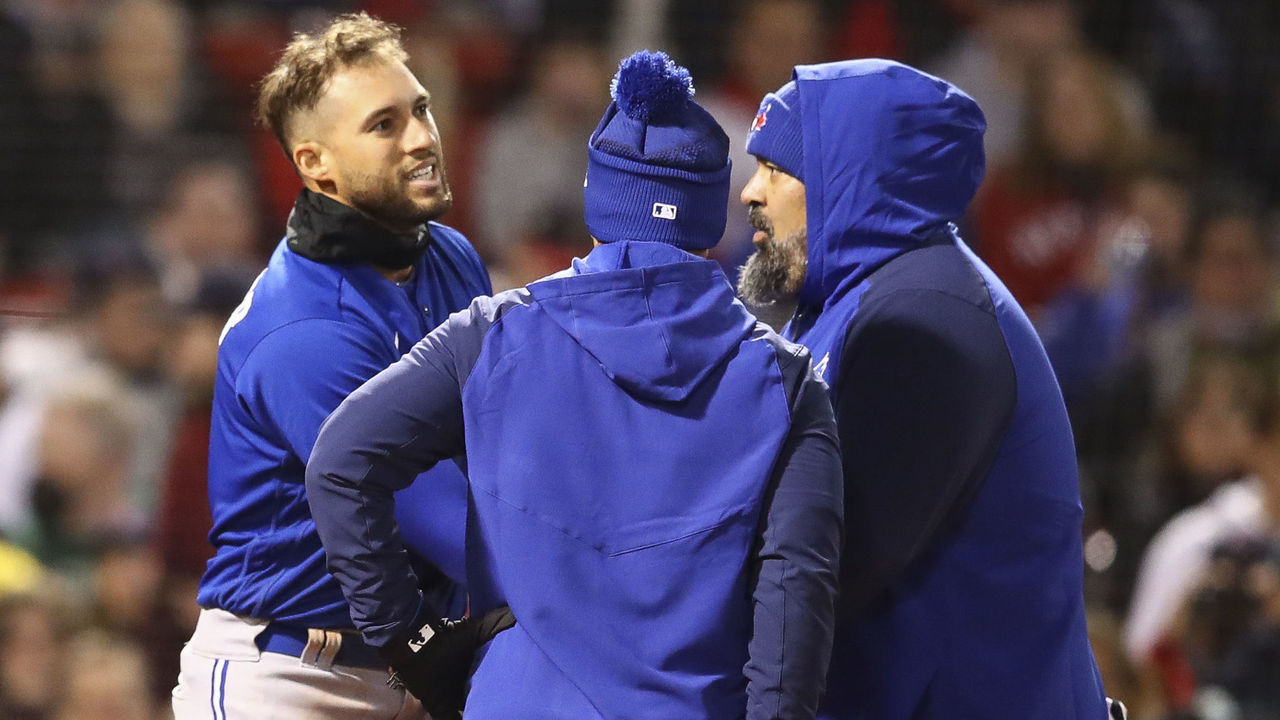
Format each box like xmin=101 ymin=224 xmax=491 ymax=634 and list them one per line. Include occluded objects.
xmin=307 ymin=241 xmax=844 ymax=719
xmin=197 ymin=221 xmax=489 ymax=629
xmin=762 ymin=60 xmax=1109 ymax=718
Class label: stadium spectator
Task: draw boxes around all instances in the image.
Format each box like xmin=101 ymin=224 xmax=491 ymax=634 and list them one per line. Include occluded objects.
xmin=0 ymin=0 xmax=111 ymax=265
xmin=143 ymin=154 xmax=267 ymax=305
xmin=19 ymin=375 xmax=147 ymax=580
xmin=70 ymin=252 xmax=178 ymax=515
xmin=1140 ymin=202 xmax=1280 ymax=416
xmin=928 ymin=0 xmax=1085 ymax=166
xmin=971 ymin=48 xmax=1150 ymax=318
xmin=1037 ymin=154 xmax=1195 ymax=407
xmin=1217 ymin=544 xmax=1280 ymax=720
xmin=152 ymin=276 xmax=246 ymax=583
xmin=694 ymin=0 xmax=827 ymax=318
xmin=98 ymin=0 xmax=236 ymax=226
xmin=1125 ymin=356 xmax=1272 ymax=667
xmin=0 ymin=591 xmax=70 ymax=720
xmin=470 ymin=33 xmax=607 ymax=287
xmin=54 ymin=630 xmax=155 ymax=720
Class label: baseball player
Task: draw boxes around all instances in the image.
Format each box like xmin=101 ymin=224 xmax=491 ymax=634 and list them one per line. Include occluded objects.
xmin=170 ymin=14 xmax=490 ymax=719
xmin=304 ymin=51 xmax=844 ymax=720
xmin=738 ymin=59 xmax=1118 ymax=719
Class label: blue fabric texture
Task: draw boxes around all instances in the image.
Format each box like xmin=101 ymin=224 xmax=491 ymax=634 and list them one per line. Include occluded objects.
xmin=306 ymin=240 xmax=843 ymax=719
xmin=467 ymin=243 xmax=787 ymax=718
xmin=584 ymin=51 xmax=731 ymax=250
xmin=773 ymin=59 xmax=1109 ymax=719
xmin=196 ymin=220 xmax=489 ymax=628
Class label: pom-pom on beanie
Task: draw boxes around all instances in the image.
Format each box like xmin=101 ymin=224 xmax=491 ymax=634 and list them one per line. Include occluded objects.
xmin=584 ymin=50 xmax=732 ymax=250
xmin=745 ymin=80 xmax=804 ymax=182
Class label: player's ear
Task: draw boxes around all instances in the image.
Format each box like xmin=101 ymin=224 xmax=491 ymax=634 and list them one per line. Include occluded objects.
xmin=294 ymin=141 xmax=332 ymax=184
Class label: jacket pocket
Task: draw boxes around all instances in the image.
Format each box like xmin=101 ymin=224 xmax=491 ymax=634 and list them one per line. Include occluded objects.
xmin=606 ymin=502 xmax=753 ymax=557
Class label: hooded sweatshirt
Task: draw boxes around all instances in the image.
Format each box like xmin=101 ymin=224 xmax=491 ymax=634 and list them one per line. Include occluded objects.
xmin=306 ymin=240 xmax=844 ymax=720
xmin=760 ymin=60 xmax=1108 ymax=719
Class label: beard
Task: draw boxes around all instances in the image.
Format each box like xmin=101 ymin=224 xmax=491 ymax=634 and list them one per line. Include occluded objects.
xmin=737 ymin=205 xmax=807 ymax=307
xmin=344 ymin=159 xmax=454 ymax=233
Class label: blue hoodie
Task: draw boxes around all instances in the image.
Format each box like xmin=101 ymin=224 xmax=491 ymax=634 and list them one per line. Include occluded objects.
xmin=307 ymin=240 xmax=844 ymax=719
xmin=752 ymin=60 xmax=1109 ymax=719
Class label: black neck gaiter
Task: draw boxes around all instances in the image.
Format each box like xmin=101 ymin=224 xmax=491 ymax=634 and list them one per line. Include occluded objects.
xmin=285 ymin=189 xmax=431 ymax=268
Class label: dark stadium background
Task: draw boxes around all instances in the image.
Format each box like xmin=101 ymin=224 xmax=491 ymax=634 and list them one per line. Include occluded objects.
xmin=0 ymin=1 xmax=1277 ymax=717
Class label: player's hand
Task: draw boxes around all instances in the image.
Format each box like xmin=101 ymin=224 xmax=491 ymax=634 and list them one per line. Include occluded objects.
xmin=382 ymin=606 xmax=516 ymax=718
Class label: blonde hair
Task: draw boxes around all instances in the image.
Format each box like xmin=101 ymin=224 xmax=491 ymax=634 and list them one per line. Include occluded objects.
xmin=255 ymin=12 xmax=408 ymax=151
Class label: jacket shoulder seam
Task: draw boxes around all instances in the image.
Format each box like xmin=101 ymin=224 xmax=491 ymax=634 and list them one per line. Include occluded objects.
xmin=233 ymin=316 xmax=376 ymax=386
xmin=858 ymin=285 xmax=997 ymax=321
xmin=459 ymin=290 xmax=535 ymax=391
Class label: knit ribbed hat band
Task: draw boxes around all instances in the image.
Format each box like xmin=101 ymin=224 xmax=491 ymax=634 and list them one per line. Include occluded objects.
xmin=584 ymin=145 xmax=731 ymax=249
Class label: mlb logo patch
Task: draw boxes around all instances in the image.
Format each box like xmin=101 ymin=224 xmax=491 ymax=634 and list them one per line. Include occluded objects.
xmin=652 ymin=202 xmax=678 ymax=220
xmin=408 ymin=624 xmax=435 ymax=653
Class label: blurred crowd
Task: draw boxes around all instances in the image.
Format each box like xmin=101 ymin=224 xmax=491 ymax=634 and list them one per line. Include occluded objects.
xmin=0 ymin=0 xmax=1279 ymax=718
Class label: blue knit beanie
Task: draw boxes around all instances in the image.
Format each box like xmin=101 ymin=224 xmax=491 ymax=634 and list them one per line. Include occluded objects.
xmin=745 ymin=80 xmax=804 ymax=181
xmin=584 ymin=51 xmax=732 ymax=250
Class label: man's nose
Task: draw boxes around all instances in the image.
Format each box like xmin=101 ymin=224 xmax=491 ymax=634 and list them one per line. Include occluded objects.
xmin=740 ymin=169 xmax=766 ymax=206
xmin=405 ymin=116 xmax=436 ymax=154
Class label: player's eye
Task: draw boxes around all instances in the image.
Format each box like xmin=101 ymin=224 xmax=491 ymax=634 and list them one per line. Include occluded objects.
xmin=413 ymin=103 xmax=429 ymax=118
xmin=371 ymin=118 xmax=393 ymax=133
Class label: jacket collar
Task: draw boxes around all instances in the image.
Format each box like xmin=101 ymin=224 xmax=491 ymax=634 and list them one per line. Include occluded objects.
xmin=285 ymin=188 xmax=431 ymax=268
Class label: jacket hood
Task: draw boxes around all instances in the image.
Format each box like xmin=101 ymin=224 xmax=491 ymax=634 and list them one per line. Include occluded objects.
xmin=786 ymin=59 xmax=986 ymax=308
xmin=527 ymin=241 xmax=756 ymax=403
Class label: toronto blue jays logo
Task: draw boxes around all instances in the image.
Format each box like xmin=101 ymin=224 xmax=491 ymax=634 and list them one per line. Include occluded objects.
xmin=751 ymin=102 xmax=770 ymax=132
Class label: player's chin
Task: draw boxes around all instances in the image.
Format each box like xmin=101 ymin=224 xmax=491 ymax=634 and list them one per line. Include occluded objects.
xmin=410 ymin=192 xmax=452 ymax=222
xmin=406 ymin=177 xmax=448 ymax=201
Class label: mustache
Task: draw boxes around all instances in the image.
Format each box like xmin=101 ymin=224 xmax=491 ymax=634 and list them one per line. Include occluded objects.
xmin=747 ymin=204 xmax=773 ymax=235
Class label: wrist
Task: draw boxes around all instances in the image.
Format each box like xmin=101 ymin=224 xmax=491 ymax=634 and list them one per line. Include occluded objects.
xmin=378 ymin=594 xmax=441 ymax=661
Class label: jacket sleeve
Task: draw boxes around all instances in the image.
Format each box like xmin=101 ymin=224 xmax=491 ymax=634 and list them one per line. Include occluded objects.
xmin=305 ymin=303 xmax=489 ymax=648
xmin=834 ymin=288 xmax=1016 ymax=615
xmin=745 ymin=354 xmax=844 ymax=720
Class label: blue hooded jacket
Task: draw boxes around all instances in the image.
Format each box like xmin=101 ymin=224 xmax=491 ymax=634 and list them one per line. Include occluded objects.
xmin=307 ymin=240 xmax=844 ymax=719
xmin=755 ymin=60 xmax=1109 ymax=719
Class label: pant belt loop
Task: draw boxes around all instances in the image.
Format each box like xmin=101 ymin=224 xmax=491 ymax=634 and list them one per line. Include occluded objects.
xmin=316 ymin=629 xmax=342 ymax=669
xmin=301 ymin=628 xmax=326 ymax=667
